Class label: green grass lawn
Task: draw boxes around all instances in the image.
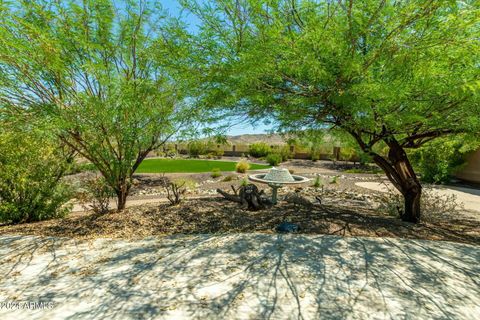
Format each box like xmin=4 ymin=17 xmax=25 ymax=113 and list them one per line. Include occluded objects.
xmin=136 ymin=158 xmax=270 ymax=173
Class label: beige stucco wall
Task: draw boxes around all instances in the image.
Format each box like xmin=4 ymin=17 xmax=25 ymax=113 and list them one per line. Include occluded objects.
xmin=456 ymin=149 xmax=480 ymax=183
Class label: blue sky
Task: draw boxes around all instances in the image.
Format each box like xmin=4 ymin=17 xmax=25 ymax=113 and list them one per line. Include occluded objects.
xmin=162 ymin=0 xmax=272 ymax=135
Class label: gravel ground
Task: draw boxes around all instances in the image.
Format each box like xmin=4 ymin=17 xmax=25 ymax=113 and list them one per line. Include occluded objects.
xmin=2 ymin=195 xmax=478 ymax=245
xmin=128 ymin=158 xmax=384 ymax=198
xmin=0 ymin=234 xmax=479 ymax=320
xmin=4 ymin=159 xmax=477 ymax=244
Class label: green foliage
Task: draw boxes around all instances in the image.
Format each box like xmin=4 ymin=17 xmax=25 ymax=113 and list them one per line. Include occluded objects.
xmin=329 ymin=176 xmax=338 ymax=184
xmin=292 ymin=130 xmax=330 ymax=161
xmin=179 ymin=0 xmax=480 ymax=221
xmin=156 ymin=144 xmax=178 ymax=158
xmin=222 ymin=175 xmax=236 ymax=182
xmin=358 ymin=153 xmax=373 ymax=166
xmin=312 ymin=175 xmax=323 ymax=188
xmin=409 ymin=136 xmax=479 ymax=184
xmin=276 ymin=145 xmax=293 ymax=161
xmin=266 ymin=153 xmax=282 ymax=166
xmin=235 ymin=160 xmax=251 ymax=173
xmin=172 ymin=178 xmax=196 ymax=190
xmin=79 ymin=177 xmax=115 ymax=214
xmin=339 ymin=147 xmax=356 ymax=163
xmin=188 ymin=140 xmax=208 ymax=157
xmin=65 ymin=162 xmax=97 ymax=175
xmin=213 ymin=148 xmax=224 ymax=158
xmin=240 ymin=178 xmax=249 ymax=187
xmin=248 ymin=142 xmax=271 ymax=158
xmin=164 ymin=178 xmax=195 ymax=206
xmin=211 ymin=168 xmax=222 ymax=178
xmin=0 ymin=128 xmax=72 ymax=224
xmin=0 ymin=1 xmax=196 ymax=210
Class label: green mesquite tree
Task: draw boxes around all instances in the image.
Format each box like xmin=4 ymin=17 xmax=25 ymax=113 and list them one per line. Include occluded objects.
xmin=177 ymin=0 xmax=480 ymax=222
xmin=0 ymin=0 xmax=194 ymax=210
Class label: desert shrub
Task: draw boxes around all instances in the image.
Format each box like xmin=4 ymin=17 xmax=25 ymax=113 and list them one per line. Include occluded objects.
xmin=271 ymin=145 xmax=293 ymax=161
xmin=329 ymin=176 xmax=338 ymax=184
xmin=312 ymin=175 xmax=323 ymax=188
xmin=164 ymin=144 xmax=177 ymax=158
xmin=165 ymin=180 xmax=186 ymax=205
xmin=79 ymin=176 xmax=115 ymax=214
xmin=0 ymin=129 xmax=73 ymax=224
xmin=213 ymin=148 xmax=224 ymax=158
xmin=65 ymin=162 xmax=97 ymax=175
xmin=248 ymin=142 xmax=271 ymax=158
xmin=339 ymin=147 xmax=356 ymax=163
xmin=240 ymin=178 xmax=249 ymax=186
xmin=409 ymin=137 xmax=477 ymax=184
xmin=161 ymin=177 xmax=196 ymax=206
xmin=266 ymin=153 xmax=282 ymax=166
xmin=358 ymin=152 xmax=372 ymax=165
xmin=211 ymin=168 xmax=222 ymax=178
xmin=236 ymin=160 xmax=250 ymax=173
xmin=187 ymin=140 xmax=207 ymax=157
xmin=375 ymin=184 xmax=464 ymax=221
xmin=222 ymin=175 xmax=236 ymax=182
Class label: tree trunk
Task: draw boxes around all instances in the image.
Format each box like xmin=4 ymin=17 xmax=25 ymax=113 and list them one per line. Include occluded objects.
xmin=348 ymin=130 xmax=422 ymax=223
xmin=403 ymin=186 xmax=421 ymax=223
xmin=382 ymin=138 xmax=422 ymax=223
xmin=116 ymin=189 xmax=128 ymax=211
xmin=115 ymin=179 xmax=130 ymax=211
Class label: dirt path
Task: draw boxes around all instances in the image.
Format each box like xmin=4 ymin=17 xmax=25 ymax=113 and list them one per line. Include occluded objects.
xmin=0 ymin=234 xmax=478 ymax=319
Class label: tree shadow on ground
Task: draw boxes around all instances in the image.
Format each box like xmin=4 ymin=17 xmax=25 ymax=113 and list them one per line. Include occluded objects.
xmin=1 ymin=198 xmax=478 ymax=245
xmin=0 ymin=234 xmax=478 ymax=319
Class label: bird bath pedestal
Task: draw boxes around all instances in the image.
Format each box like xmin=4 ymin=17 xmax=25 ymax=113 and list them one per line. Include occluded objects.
xmin=249 ymin=168 xmax=310 ymax=204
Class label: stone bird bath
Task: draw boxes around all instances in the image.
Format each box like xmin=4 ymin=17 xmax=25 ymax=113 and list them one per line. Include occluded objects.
xmin=248 ymin=167 xmax=310 ymax=204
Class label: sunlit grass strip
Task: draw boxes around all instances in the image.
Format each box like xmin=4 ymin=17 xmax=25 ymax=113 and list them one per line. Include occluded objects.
xmin=136 ymin=159 xmax=270 ymax=173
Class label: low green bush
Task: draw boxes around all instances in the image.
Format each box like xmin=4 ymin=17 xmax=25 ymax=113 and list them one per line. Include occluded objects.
xmin=222 ymin=175 xmax=236 ymax=182
xmin=78 ymin=176 xmax=115 ymax=214
xmin=329 ymin=176 xmax=338 ymax=184
xmin=248 ymin=142 xmax=271 ymax=158
xmin=187 ymin=140 xmax=208 ymax=157
xmin=236 ymin=160 xmax=250 ymax=173
xmin=266 ymin=153 xmax=282 ymax=166
xmin=339 ymin=147 xmax=356 ymax=163
xmin=312 ymin=175 xmax=323 ymax=188
xmin=213 ymin=148 xmax=224 ymax=158
xmin=358 ymin=152 xmax=372 ymax=165
xmin=65 ymin=162 xmax=97 ymax=175
xmin=0 ymin=129 xmax=73 ymax=224
xmin=409 ymin=137 xmax=478 ymax=184
xmin=211 ymin=168 xmax=222 ymax=178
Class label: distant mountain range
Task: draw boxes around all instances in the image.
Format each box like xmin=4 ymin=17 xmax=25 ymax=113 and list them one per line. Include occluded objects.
xmin=225 ymin=133 xmax=286 ymax=145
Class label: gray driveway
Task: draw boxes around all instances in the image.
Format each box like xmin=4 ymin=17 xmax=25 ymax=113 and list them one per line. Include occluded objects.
xmin=0 ymin=234 xmax=479 ymax=319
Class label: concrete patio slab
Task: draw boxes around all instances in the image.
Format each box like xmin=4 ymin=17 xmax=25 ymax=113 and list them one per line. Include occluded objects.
xmin=0 ymin=234 xmax=479 ymax=319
